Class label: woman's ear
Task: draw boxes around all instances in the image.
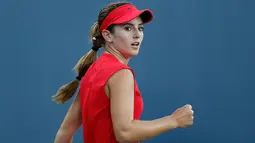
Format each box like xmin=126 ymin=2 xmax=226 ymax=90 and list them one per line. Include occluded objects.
xmin=101 ymin=30 xmax=113 ymax=43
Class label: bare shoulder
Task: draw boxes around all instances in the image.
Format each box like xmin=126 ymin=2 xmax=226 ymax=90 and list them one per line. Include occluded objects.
xmin=107 ymin=68 xmax=134 ymax=90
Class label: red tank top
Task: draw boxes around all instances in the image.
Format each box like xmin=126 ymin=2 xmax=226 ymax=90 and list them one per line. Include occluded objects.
xmin=79 ymin=53 xmax=144 ymax=143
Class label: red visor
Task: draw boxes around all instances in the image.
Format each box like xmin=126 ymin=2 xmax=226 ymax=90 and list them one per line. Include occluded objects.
xmin=100 ymin=4 xmax=153 ymax=33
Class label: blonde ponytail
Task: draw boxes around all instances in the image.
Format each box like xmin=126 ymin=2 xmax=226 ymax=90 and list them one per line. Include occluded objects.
xmin=52 ymin=22 xmax=104 ymax=104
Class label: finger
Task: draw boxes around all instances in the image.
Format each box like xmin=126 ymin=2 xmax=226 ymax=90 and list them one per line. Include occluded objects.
xmin=190 ymin=120 xmax=194 ymax=125
xmin=185 ymin=104 xmax=192 ymax=109
xmin=187 ymin=115 xmax=194 ymax=120
xmin=188 ymin=117 xmax=194 ymax=124
xmin=191 ymin=110 xmax=194 ymax=115
xmin=186 ymin=115 xmax=194 ymax=120
xmin=186 ymin=109 xmax=193 ymax=115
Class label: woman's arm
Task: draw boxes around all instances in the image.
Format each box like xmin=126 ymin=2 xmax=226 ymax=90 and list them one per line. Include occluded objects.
xmin=54 ymin=91 xmax=82 ymax=143
xmin=107 ymin=69 xmax=194 ymax=143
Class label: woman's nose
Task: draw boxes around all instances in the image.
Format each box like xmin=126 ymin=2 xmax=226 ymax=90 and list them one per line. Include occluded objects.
xmin=133 ymin=29 xmax=141 ymax=39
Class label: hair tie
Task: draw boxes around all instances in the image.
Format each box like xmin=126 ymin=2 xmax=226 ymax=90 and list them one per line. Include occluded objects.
xmin=91 ymin=46 xmax=99 ymax=51
xmin=91 ymin=36 xmax=100 ymax=51
xmin=76 ymin=76 xmax=81 ymax=81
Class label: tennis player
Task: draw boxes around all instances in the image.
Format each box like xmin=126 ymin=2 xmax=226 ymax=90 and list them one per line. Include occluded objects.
xmin=52 ymin=1 xmax=194 ymax=143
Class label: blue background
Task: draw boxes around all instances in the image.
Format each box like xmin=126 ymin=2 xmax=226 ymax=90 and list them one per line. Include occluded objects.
xmin=1 ymin=0 xmax=254 ymax=142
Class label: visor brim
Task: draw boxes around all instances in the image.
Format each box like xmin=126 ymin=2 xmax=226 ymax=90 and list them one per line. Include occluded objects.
xmin=112 ymin=9 xmax=153 ymax=25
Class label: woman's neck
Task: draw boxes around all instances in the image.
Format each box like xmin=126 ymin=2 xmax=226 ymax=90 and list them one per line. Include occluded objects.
xmin=104 ymin=44 xmax=130 ymax=65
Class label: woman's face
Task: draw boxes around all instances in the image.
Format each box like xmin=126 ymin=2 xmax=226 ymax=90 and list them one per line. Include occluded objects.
xmin=105 ymin=17 xmax=144 ymax=58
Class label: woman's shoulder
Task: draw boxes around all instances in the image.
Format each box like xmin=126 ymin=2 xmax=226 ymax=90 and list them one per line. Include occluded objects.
xmin=97 ymin=53 xmax=130 ymax=69
xmin=93 ymin=53 xmax=135 ymax=79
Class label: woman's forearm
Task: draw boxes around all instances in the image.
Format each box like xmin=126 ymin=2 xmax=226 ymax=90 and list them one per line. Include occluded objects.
xmin=116 ymin=115 xmax=177 ymax=142
xmin=54 ymin=129 xmax=73 ymax=143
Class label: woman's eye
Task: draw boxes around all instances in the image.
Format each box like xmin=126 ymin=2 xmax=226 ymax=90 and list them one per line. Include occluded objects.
xmin=124 ymin=26 xmax=144 ymax=31
xmin=139 ymin=27 xmax=144 ymax=31
xmin=125 ymin=27 xmax=131 ymax=31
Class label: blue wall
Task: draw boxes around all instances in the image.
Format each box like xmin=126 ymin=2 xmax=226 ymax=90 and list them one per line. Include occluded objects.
xmin=1 ymin=0 xmax=254 ymax=142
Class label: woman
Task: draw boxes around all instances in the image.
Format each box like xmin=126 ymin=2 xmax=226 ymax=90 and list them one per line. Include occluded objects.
xmin=52 ymin=1 xmax=194 ymax=143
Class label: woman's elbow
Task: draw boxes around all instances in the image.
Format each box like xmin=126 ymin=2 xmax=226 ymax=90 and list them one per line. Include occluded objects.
xmin=114 ymin=127 xmax=134 ymax=143
xmin=115 ymin=131 xmax=131 ymax=143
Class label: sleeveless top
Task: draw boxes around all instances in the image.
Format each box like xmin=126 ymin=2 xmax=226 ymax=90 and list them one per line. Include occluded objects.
xmin=79 ymin=53 xmax=144 ymax=143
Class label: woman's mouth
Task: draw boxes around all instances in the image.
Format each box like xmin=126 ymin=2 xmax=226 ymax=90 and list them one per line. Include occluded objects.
xmin=131 ymin=42 xmax=140 ymax=48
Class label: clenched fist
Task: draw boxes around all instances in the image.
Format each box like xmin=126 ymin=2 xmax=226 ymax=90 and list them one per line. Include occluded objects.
xmin=170 ymin=104 xmax=194 ymax=128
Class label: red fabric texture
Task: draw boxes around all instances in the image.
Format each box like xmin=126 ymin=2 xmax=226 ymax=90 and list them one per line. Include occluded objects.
xmin=79 ymin=53 xmax=143 ymax=143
